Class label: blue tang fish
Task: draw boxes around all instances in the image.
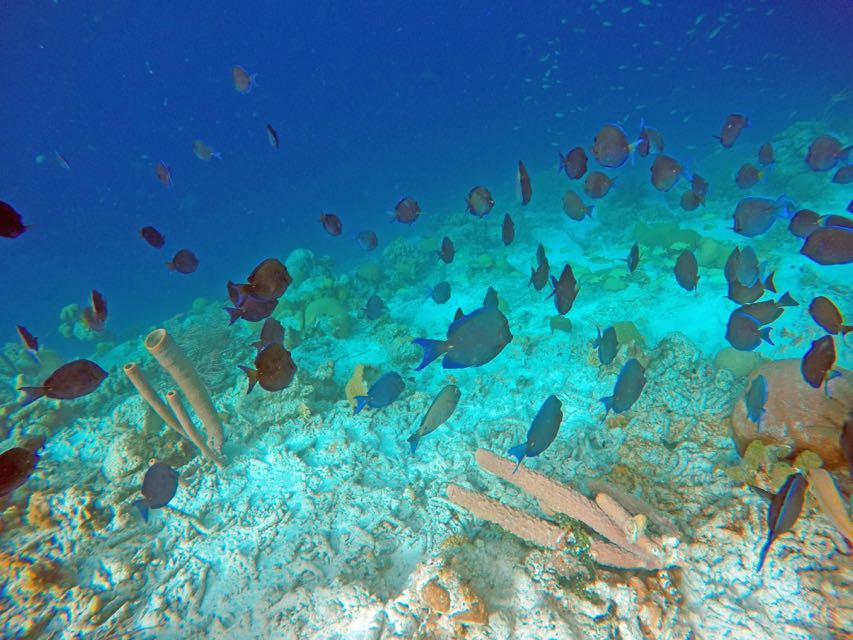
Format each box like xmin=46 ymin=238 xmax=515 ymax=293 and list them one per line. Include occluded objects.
xmin=134 ymin=463 xmax=179 ymax=523
xmin=413 ymin=305 xmax=512 ymax=370
xmin=594 ymin=326 xmax=618 ymax=365
xmin=754 ymin=473 xmax=806 ymax=571
xmin=508 ymin=394 xmax=563 ymax=472
xmin=354 ymin=371 xmax=404 ymax=414
xmin=601 ymin=359 xmax=646 ymax=417
xmin=745 ymin=374 xmax=768 ymax=428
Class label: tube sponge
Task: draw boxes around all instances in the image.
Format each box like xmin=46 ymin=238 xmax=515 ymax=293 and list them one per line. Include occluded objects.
xmin=123 ymin=362 xmax=185 ymax=438
xmin=165 ymin=391 xmax=224 ymax=468
xmin=144 ymin=329 xmax=225 ymax=452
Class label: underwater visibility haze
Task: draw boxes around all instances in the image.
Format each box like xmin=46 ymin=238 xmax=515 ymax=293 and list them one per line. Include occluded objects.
xmin=1 ymin=1 xmax=852 ymax=638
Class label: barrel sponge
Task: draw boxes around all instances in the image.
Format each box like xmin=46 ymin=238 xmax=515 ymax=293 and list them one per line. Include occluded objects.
xmin=144 ymin=329 xmax=225 ymax=452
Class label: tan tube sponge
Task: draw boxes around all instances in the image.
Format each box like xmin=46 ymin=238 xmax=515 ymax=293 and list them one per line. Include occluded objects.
xmin=122 ymin=362 xmax=185 ymax=438
xmin=144 ymin=328 xmax=225 ymax=452
xmin=165 ymin=391 xmax=224 ymax=468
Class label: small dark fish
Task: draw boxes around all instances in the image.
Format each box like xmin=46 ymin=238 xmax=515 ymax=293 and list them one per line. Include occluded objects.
xmin=733 ymin=196 xmax=792 ymax=238
xmin=224 ymin=294 xmax=278 ymax=324
xmin=601 ymin=359 xmax=646 ymax=417
xmin=801 ymin=335 xmax=837 ymax=390
xmin=650 ymin=155 xmax=685 ymax=192
xmin=16 ymin=325 xmax=39 ymax=361
xmin=842 ymin=410 xmax=853 ymax=478
xmin=726 ymin=310 xmax=773 ymax=351
xmin=413 ymin=305 xmax=512 ymax=370
xmin=788 ymin=209 xmax=821 ymax=239
xmin=239 ymin=343 xmax=296 ymax=393
xmin=354 ymin=371 xmax=404 ymax=413
xmin=438 ymin=236 xmax=455 ymax=264
xmin=548 ymin=264 xmax=580 ymax=315
xmin=737 ymin=293 xmax=798 ymax=325
xmin=0 ymin=201 xmax=29 ymax=239
xmin=745 ymin=374 xmax=768 ymax=428
xmin=758 ymin=143 xmax=774 ymax=166
xmin=232 ymin=65 xmax=256 ymax=93
xmin=562 ymin=190 xmax=594 ymax=220
xmin=800 ymin=226 xmax=853 ymax=265
xmin=583 ymin=171 xmax=615 ymax=198
xmin=674 ymin=250 xmax=699 ymax=291
xmin=133 ymin=462 xmax=179 ymax=523
xmin=594 ymin=326 xmax=618 ymax=365
xmin=167 ymin=249 xmax=199 ymax=274
xmin=805 ymin=134 xmax=850 ymax=171
xmin=357 ymin=230 xmax=378 ymax=251
xmin=502 ymin=212 xmax=515 ymax=246
xmin=832 ymin=165 xmax=853 ymax=184
xmin=266 ymin=124 xmax=279 ymax=149
xmin=716 ymin=113 xmax=748 ymax=148
xmin=246 ymin=258 xmax=292 ymax=300
xmin=508 ymin=395 xmax=563 ymax=471
xmin=19 ymin=359 xmax=108 ymax=406
xmin=253 ymin=318 xmax=284 ymax=351
xmin=0 ymin=439 xmax=42 ymax=497
xmin=756 ymin=473 xmax=806 ymax=571
xmin=592 ymin=124 xmax=634 ymax=168
xmin=735 ymin=163 xmax=763 ymax=189
xmin=559 ymin=146 xmax=588 ymax=179
xmin=54 ymin=150 xmax=70 ymax=170
xmin=529 ymin=244 xmax=549 ymax=291
xmin=155 ymin=160 xmax=172 ymax=187
xmin=365 ymin=295 xmax=386 ymax=320
xmin=680 ymin=190 xmax=703 ymax=211
xmin=320 ymin=212 xmax=342 ymax=236
xmin=623 ymin=243 xmax=639 ymax=272
xmin=407 ymin=384 xmax=461 ymax=453
xmin=140 ymin=226 xmax=165 ymax=248
xmin=536 ymin=243 xmax=547 ymax=267
xmin=691 ymin=174 xmax=709 ymax=198
xmin=83 ymin=289 xmax=108 ymax=331
xmin=808 ymin=296 xmax=852 ymax=335
xmin=483 ymin=286 xmax=499 ymax=308
xmin=466 ymin=186 xmax=494 ymax=217
xmin=430 ymin=282 xmax=451 ymax=304
xmin=518 ymin=160 xmax=532 ymax=204
xmin=394 ymin=197 xmax=421 ymax=224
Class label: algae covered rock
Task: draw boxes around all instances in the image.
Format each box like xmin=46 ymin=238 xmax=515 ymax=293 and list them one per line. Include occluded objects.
xmin=730 ymin=359 xmax=853 ymax=471
xmin=714 ymin=347 xmax=765 ymax=377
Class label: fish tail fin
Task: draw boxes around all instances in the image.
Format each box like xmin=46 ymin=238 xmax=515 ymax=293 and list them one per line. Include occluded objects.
xmin=26 ymin=350 xmax=40 ymax=365
xmin=756 ymin=537 xmax=772 ymax=571
xmin=763 ymin=272 xmax=777 ymax=293
xmin=528 ymin=268 xmax=536 ymax=287
xmin=545 ymin=276 xmax=557 ymax=300
xmin=507 ymin=443 xmax=526 ymax=474
xmin=587 ymin=205 xmax=594 ymax=218
xmin=557 ymin=152 xmax=565 ymax=173
xmin=18 ymin=386 xmax=45 ymax=407
xmin=407 ymin=433 xmax=420 ymax=454
xmin=238 ymin=365 xmax=259 ymax=394
xmin=354 ymin=396 xmax=369 ymax=414
xmin=600 ymin=396 xmax=613 ymax=416
xmin=133 ymin=499 xmax=150 ymax=523
xmin=759 ymin=327 xmax=774 ymax=345
xmin=251 ymin=339 xmax=263 ymax=351
xmin=224 ymin=307 xmax=242 ymax=325
xmin=840 ymin=325 xmax=853 ymax=336
xmin=411 ymin=338 xmax=447 ymax=371
xmin=777 ymin=291 xmax=798 ymax=307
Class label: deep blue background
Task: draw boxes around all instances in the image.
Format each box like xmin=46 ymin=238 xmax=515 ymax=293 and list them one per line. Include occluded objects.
xmin=1 ymin=0 xmax=851 ymax=351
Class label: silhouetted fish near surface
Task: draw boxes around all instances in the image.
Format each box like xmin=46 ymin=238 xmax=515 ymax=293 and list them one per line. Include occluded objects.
xmin=253 ymin=318 xmax=284 ymax=351
xmin=394 ymin=197 xmax=421 ymax=224
xmin=805 ymin=134 xmax=850 ymax=171
xmin=726 ymin=310 xmax=773 ymax=351
xmin=508 ymin=395 xmax=563 ymax=472
xmin=429 ymin=282 xmax=451 ymax=304
xmin=413 ymin=305 xmax=512 ymax=370
xmin=801 ymin=335 xmax=837 ymax=390
xmin=140 ymin=226 xmax=165 ymax=248
xmin=266 ymin=123 xmax=279 ymax=149
xmin=758 ymin=143 xmax=774 ymax=166
xmin=16 ymin=325 xmax=39 ymax=362
xmin=320 ymin=212 xmax=342 ymax=236
xmin=548 ymin=264 xmax=580 ymax=315
xmin=354 ymin=371 xmax=404 ymax=414
xmin=365 ymin=295 xmax=385 ymax=320
xmin=466 ymin=186 xmax=494 ymax=217
xmin=755 ymin=473 xmax=806 ymax=571
xmin=0 ymin=438 xmax=42 ymax=497
xmin=833 ymin=165 xmax=853 ymax=184
xmin=562 ymin=190 xmax=593 ymax=220
xmin=407 ymin=384 xmax=460 ymax=454
xmin=601 ymin=359 xmax=646 ymax=417
xmin=356 ymin=230 xmax=378 ymax=251
xmin=583 ymin=171 xmax=615 ymax=198
xmin=715 ymin=113 xmax=748 ymax=148
xmin=232 ymin=65 xmax=256 ymax=93
xmin=82 ymin=289 xmax=107 ymax=332
xmin=19 ymin=359 xmax=107 ymax=406
xmin=674 ymin=250 xmax=699 ymax=291
xmin=224 ymin=294 xmax=278 ymax=324
xmin=0 ymin=201 xmax=30 ymax=239
xmin=735 ymin=163 xmax=763 ymax=189
xmin=595 ymin=326 xmax=618 ymax=365
xmin=518 ymin=160 xmax=532 ymax=204
xmin=192 ymin=139 xmax=221 ymax=161
xmin=733 ymin=196 xmax=793 ymax=237
xmin=808 ymin=296 xmax=852 ymax=335
xmin=623 ymin=243 xmax=639 ymax=273
xmin=745 ymin=375 xmax=768 ymax=428
xmin=133 ymin=463 xmax=179 ymax=523
xmin=592 ymin=123 xmax=635 ymax=168
xmin=559 ymin=146 xmax=587 ymax=179
xmin=239 ymin=343 xmax=296 ymax=393
xmin=502 ymin=213 xmax=514 ymax=245
xmin=167 ymin=249 xmax=199 ymax=274
xmin=650 ymin=155 xmax=686 ymax=192
xmin=438 ymin=236 xmax=455 ymax=264
xmin=155 ymin=160 xmax=172 ymax=187
xmin=788 ymin=209 xmax=821 ymax=239
xmin=800 ymin=225 xmax=853 ymax=265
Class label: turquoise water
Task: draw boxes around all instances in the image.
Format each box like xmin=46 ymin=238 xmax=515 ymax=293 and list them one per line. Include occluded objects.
xmin=1 ymin=2 xmax=852 ymax=639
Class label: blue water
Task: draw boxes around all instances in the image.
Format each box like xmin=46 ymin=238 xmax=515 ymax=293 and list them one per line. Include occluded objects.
xmin=2 ymin=0 xmax=851 ymax=351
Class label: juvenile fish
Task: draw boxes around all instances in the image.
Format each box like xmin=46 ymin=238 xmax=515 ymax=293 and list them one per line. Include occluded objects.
xmin=502 ymin=213 xmax=515 ymax=245
xmin=438 ymin=236 xmax=455 ymax=264
xmin=395 ymin=197 xmax=421 ymax=224
xmin=623 ymin=243 xmax=639 ymax=272
xmin=601 ymin=359 xmax=646 ymax=417
xmin=320 ymin=212 xmax=343 ymax=236
xmin=466 ymin=186 xmax=494 ymax=217
xmin=508 ymin=395 xmax=563 ymax=472
xmin=745 ymin=374 xmax=768 ymax=428
xmin=167 ymin=249 xmax=199 ymax=274
xmin=133 ymin=463 xmax=179 ymax=523
xmin=354 ymin=371 xmax=404 ymax=413
xmin=518 ymin=160 xmax=532 ymax=205
xmin=140 ymin=226 xmax=165 ymax=248
xmin=594 ymin=326 xmax=618 ymax=365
